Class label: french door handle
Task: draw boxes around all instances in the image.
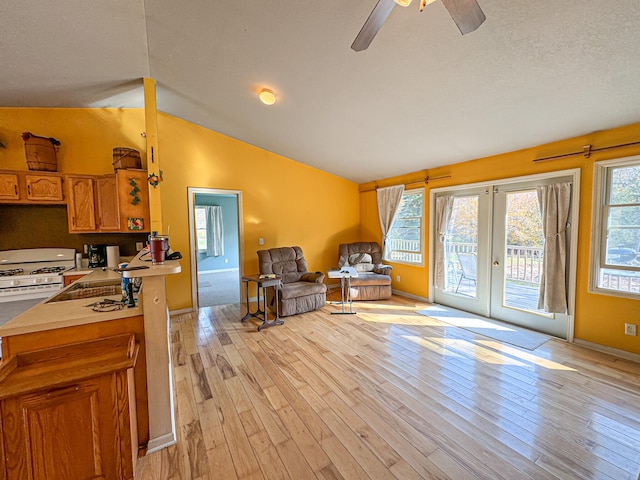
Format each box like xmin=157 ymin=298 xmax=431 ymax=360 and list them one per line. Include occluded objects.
xmin=493 ymin=261 xmax=500 ymax=266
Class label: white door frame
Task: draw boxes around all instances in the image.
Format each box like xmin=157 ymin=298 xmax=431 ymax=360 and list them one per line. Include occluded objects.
xmin=187 ymin=187 xmax=244 ymax=310
xmin=429 ymin=168 xmax=580 ymax=341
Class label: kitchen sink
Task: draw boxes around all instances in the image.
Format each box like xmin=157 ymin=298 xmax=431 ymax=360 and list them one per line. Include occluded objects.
xmin=46 ymin=279 xmax=122 ymax=303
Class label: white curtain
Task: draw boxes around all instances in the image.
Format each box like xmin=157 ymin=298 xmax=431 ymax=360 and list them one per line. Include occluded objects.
xmin=377 ymin=185 xmax=405 ymax=260
xmin=434 ymin=195 xmax=454 ymax=288
xmin=206 ymin=205 xmax=224 ymax=257
xmin=537 ymin=182 xmax=571 ymax=314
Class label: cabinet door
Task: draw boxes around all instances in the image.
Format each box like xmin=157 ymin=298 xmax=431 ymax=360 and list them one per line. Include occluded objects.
xmin=117 ymin=169 xmax=150 ymax=232
xmin=63 ymin=273 xmax=87 ymax=286
xmin=25 ymin=174 xmax=64 ymax=201
xmin=1 ymin=376 xmax=123 ymax=480
xmin=0 ymin=173 xmax=20 ymax=200
xmin=96 ymin=175 xmax=121 ymax=231
xmin=67 ymin=176 xmax=96 ymax=232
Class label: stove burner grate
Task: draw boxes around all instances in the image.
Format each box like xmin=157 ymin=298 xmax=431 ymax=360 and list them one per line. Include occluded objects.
xmin=29 ymin=266 xmax=66 ymax=275
xmin=0 ymin=268 xmax=24 ymax=277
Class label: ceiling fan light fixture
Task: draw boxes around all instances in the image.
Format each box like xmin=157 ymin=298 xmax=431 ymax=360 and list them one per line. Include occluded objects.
xmin=258 ymin=88 xmax=276 ymax=105
xmin=394 ymin=0 xmax=412 ymax=6
xmin=419 ymin=0 xmax=437 ymax=11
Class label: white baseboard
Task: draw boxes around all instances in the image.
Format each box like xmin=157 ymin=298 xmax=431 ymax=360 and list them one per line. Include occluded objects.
xmin=145 ymin=432 xmax=177 ymax=455
xmin=170 ymin=307 xmax=196 ymax=315
xmin=572 ymin=338 xmax=640 ymax=363
xmin=392 ymin=289 xmax=429 ymax=303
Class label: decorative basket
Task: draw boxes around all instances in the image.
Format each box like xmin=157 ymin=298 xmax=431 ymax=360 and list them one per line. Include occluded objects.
xmin=22 ymin=132 xmax=60 ymax=172
xmin=112 ymin=147 xmax=142 ymax=171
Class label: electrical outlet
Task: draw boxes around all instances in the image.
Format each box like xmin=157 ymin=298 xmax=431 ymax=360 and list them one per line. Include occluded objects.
xmin=396 ymin=275 xmax=400 ymax=282
xmin=224 ymin=258 xmax=229 ymax=264
xmin=135 ymin=242 xmax=144 ymax=251
xmin=259 ymin=238 xmax=264 ymax=245
xmin=624 ymin=323 xmax=637 ymax=336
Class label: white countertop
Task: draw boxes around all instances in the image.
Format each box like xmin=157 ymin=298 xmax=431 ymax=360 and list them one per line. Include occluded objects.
xmin=0 ymin=250 xmax=181 ymax=338
xmin=121 ymin=249 xmax=181 ymax=278
xmin=62 ymin=256 xmax=135 ymax=276
xmin=0 ymin=268 xmax=142 ymax=337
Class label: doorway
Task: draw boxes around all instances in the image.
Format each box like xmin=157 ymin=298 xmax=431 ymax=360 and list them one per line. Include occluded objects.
xmin=187 ymin=188 xmax=243 ymax=309
xmin=431 ymin=171 xmax=579 ymax=339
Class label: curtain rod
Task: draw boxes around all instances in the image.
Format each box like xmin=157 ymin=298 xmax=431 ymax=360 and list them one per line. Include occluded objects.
xmin=532 ymin=140 xmax=640 ymax=163
xmin=359 ymin=175 xmax=451 ymax=193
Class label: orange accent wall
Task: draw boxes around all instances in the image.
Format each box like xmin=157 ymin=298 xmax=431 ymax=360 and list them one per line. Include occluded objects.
xmin=156 ymin=113 xmax=360 ymax=310
xmin=2 ymin=107 xmax=637 ymax=355
xmin=359 ymin=122 xmax=640 ymax=354
xmin=0 ymin=108 xmax=146 ymax=173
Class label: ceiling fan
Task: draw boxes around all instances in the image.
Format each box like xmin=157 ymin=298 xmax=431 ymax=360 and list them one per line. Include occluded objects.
xmin=351 ymin=0 xmax=486 ymax=52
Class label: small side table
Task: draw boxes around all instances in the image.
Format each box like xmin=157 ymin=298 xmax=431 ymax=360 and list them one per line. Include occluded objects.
xmin=241 ymin=274 xmax=284 ymax=331
xmin=327 ymin=267 xmax=358 ymax=315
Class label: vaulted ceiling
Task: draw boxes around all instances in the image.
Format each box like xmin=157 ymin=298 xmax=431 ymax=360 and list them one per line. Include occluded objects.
xmin=2 ymin=0 xmax=639 ymax=183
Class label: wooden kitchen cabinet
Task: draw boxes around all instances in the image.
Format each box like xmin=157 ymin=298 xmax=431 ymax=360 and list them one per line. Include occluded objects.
xmin=96 ymin=175 xmax=121 ymax=231
xmin=65 ymin=170 xmax=149 ymax=233
xmin=0 ymin=173 xmax=19 ymax=200
xmin=0 ymin=171 xmax=65 ymax=204
xmin=63 ymin=273 xmax=88 ymax=286
xmin=0 ymin=334 xmax=138 ymax=480
xmin=25 ymin=174 xmax=64 ymax=201
xmin=116 ymin=169 xmax=150 ymax=233
xmin=66 ymin=175 xmax=97 ymax=232
xmin=2 ymin=315 xmax=150 ymax=455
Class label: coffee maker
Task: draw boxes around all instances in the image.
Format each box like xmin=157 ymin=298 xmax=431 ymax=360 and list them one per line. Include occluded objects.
xmin=87 ymin=244 xmax=107 ymax=268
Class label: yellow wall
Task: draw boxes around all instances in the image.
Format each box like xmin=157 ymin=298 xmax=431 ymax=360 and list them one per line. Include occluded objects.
xmin=359 ymin=122 xmax=640 ymax=354
xmin=3 ymin=106 xmax=637 ymax=355
xmin=0 ymin=108 xmax=146 ymax=173
xmin=156 ymin=113 xmax=360 ymax=310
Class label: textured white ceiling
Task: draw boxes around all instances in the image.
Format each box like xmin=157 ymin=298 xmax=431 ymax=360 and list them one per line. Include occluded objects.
xmin=2 ymin=0 xmax=639 ymax=183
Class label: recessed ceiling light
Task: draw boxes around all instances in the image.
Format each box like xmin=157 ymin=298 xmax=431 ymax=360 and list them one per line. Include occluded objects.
xmin=259 ymin=88 xmax=276 ymax=106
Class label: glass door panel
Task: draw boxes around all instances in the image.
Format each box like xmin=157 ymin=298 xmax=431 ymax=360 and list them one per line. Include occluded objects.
xmin=444 ymin=195 xmax=478 ymax=297
xmin=434 ymin=190 xmax=490 ymax=317
xmin=502 ymin=190 xmax=546 ymax=313
xmin=433 ymin=177 xmax=572 ymax=339
xmin=490 ymin=185 xmax=569 ymax=338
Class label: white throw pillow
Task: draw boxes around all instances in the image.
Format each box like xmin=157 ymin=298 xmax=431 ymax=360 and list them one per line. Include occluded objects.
xmin=354 ymin=262 xmax=375 ymax=273
xmin=349 ymin=253 xmax=372 ymax=265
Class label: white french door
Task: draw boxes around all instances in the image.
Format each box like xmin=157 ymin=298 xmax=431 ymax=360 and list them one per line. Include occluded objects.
xmin=432 ymin=174 xmax=575 ymax=339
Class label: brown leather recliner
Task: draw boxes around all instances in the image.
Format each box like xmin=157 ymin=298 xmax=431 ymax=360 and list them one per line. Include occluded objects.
xmin=257 ymin=246 xmax=327 ymax=317
xmin=337 ymin=242 xmax=392 ymax=300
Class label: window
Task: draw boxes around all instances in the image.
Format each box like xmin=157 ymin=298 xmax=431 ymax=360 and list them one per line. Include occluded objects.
xmin=591 ymin=156 xmax=640 ymax=298
xmin=195 ymin=207 xmax=207 ymax=251
xmin=387 ymin=189 xmax=424 ymax=264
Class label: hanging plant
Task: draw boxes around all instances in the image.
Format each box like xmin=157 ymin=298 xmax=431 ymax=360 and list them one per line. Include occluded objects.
xmin=129 ymin=177 xmax=141 ymax=205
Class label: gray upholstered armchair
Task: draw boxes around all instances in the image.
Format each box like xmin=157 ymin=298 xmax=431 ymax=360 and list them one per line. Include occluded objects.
xmin=337 ymin=242 xmax=392 ymax=300
xmin=257 ymin=246 xmax=327 ymax=317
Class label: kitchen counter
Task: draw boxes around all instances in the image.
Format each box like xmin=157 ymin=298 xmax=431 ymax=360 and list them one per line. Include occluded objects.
xmin=0 ymin=249 xmax=182 ymax=456
xmin=0 ymin=268 xmax=142 ymax=337
xmin=61 ymin=256 xmax=135 ymax=277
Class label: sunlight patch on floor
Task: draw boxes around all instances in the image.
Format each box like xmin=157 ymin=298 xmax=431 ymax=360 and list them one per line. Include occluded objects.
xmin=354 ymin=312 xmax=443 ymax=325
xmin=403 ymin=335 xmax=464 ymax=357
xmin=477 ymin=340 xmax=577 ymax=371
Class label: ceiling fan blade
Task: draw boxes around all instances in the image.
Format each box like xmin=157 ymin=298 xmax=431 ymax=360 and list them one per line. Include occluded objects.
xmin=440 ymin=0 xmax=486 ymax=35
xmin=351 ymin=0 xmax=397 ymax=52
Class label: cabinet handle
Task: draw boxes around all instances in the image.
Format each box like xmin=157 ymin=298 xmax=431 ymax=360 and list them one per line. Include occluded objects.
xmin=27 ymin=184 xmax=31 ymax=195
xmin=14 ymin=184 xmax=18 ymax=195
xmin=46 ymin=384 xmax=80 ymax=398
xmin=72 ymin=216 xmax=76 ymax=226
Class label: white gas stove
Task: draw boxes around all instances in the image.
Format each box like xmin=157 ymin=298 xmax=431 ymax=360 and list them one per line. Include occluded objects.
xmin=0 ymin=248 xmax=77 ymax=302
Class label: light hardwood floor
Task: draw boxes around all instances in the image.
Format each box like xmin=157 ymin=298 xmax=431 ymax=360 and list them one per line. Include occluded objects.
xmin=135 ymin=295 xmax=640 ymax=480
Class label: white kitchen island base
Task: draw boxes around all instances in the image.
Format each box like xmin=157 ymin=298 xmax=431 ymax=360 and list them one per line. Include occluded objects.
xmin=123 ymin=252 xmax=181 ymax=454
